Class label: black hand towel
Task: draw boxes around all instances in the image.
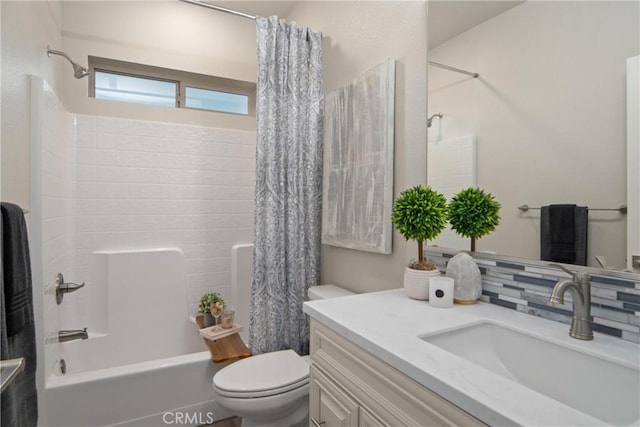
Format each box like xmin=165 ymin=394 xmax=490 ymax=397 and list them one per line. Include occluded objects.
xmin=1 ymin=202 xmax=38 ymax=427
xmin=1 ymin=202 xmax=33 ymax=337
xmin=541 ymin=204 xmax=588 ymax=266
xmin=549 ymin=204 xmax=576 ymax=262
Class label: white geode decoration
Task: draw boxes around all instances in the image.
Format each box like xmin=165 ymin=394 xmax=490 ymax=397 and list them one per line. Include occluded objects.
xmin=446 ymin=252 xmax=482 ymax=304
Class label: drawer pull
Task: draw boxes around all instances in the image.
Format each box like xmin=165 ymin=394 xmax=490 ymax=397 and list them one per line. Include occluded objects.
xmin=311 ymin=417 xmax=326 ymax=427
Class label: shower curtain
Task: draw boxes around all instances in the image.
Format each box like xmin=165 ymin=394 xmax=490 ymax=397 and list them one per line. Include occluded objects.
xmin=249 ymin=16 xmax=323 ymax=355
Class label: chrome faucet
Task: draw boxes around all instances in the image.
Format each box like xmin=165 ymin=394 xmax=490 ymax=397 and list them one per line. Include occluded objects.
xmin=548 ymin=264 xmax=593 ymax=340
xmin=55 ymin=272 xmax=85 ymax=305
xmin=58 ymin=328 xmax=88 ymax=343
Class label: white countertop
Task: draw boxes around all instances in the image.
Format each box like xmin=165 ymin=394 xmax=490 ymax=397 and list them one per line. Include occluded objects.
xmin=303 ymin=289 xmax=640 ymax=427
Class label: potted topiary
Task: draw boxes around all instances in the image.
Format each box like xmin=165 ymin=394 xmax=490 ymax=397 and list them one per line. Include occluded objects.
xmin=448 ymin=187 xmax=501 ymax=252
xmin=391 ymin=185 xmax=448 ymax=300
xmin=446 ymin=187 xmax=501 ymax=304
xmin=197 ymin=292 xmax=225 ymax=328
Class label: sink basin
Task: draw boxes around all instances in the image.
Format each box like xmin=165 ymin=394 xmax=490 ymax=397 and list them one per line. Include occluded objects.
xmin=420 ymin=322 xmax=639 ymax=426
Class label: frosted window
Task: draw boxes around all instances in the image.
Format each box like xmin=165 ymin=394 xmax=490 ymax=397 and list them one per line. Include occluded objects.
xmin=94 ymin=71 xmax=177 ymax=107
xmin=185 ymin=87 xmax=249 ymax=115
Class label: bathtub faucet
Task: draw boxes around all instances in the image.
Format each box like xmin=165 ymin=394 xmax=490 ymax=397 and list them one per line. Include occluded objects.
xmin=58 ymin=328 xmax=88 ymax=343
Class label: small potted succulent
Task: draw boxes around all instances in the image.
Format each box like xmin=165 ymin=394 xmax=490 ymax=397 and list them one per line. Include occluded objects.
xmin=391 ymin=185 xmax=448 ymax=299
xmin=197 ymin=292 xmax=225 ymax=328
xmin=448 ymin=187 xmax=501 ymax=252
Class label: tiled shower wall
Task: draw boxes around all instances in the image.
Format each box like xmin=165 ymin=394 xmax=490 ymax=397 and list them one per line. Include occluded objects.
xmin=33 ymin=77 xmax=76 ymax=379
xmin=74 ymin=115 xmax=256 ymax=317
xmin=426 ymin=249 xmax=640 ymax=344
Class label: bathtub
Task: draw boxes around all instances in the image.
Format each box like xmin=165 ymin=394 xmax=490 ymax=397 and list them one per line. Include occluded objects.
xmin=41 ymin=248 xmax=235 ymax=426
xmin=44 ymin=351 xmax=232 ymax=427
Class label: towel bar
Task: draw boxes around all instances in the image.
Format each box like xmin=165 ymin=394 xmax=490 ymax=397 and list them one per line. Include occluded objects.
xmin=518 ymin=204 xmax=627 ymax=214
xmin=0 ymin=358 xmax=25 ymax=392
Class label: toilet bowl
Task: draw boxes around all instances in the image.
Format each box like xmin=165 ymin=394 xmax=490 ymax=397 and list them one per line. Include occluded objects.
xmin=213 ymin=269 xmax=355 ymax=427
xmin=212 ymin=350 xmax=310 ymax=427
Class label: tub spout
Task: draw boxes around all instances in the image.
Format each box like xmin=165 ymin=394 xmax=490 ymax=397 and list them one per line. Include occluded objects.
xmin=58 ymin=328 xmax=88 ymax=343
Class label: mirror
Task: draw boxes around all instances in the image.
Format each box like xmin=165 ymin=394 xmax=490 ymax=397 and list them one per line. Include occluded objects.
xmin=427 ymin=1 xmax=639 ymax=270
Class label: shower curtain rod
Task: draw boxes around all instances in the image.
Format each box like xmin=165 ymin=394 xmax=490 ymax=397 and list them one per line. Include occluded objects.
xmin=180 ymin=0 xmax=479 ymax=80
xmin=429 ymin=61 xmax=479 ymax=78
xmin=179 ymin=0 xmax=256 ymax=20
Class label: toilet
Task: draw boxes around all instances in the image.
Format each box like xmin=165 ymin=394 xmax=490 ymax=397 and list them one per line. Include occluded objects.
xmin=212 ymin=279 xmax=355 ymax=427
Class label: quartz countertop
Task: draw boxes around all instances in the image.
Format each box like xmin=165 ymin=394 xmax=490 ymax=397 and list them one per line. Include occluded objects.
xmin=303 ymin=289 xmax=640 ymax=427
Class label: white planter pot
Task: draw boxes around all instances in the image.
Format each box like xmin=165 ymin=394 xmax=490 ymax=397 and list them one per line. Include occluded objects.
xmin=404 ymin=267 xmax=441 ymax=300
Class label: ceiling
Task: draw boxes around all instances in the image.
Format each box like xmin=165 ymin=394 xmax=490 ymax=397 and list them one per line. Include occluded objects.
xmin=206 ymin=1 xmax=298 ymax=19
xmin=192 ymin=0 xmax=524 ymax=47
xmin=429 ymin=1 xmax=524 ymax=48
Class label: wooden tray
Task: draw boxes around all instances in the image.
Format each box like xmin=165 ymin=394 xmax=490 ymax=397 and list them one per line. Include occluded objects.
xmin=198 ymin=323 xmax=243 ymax=342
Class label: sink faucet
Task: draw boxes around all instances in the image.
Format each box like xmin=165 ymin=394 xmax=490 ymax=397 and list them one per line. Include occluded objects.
xmin=548 ymin=264 xmax=593 ymax=340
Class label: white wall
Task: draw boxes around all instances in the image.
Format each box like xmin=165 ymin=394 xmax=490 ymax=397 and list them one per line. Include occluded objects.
xmin=5 ymin=0 xmax=429 ymax=298
xmin=1 ymin=3 xmax=67 ymax=424
xmin=288 ymin=1 xmax=428 ymax=293
xmin=61 ymin=1 xmax=257 ymax=130
xmin=1 ymin=0 xmax=64 ymax=209
xmin=2 ymin=4 xmax=258 ymax=424
xmin=74 ymin=115 xmax=255 ymax=315
xmin=428 ymin=1 xmax=639 ymax=269
xmin=30 ymin=77 xmax=76 ymax=384
xmin=2 ymin=0 xmax=258 ymax=209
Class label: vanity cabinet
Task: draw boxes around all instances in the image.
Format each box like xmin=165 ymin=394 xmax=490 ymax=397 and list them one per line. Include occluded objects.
xmin=310 ymin=367 xmax=359 ymax=427
xmin=309 ymin=320 xmax=485 ymax=427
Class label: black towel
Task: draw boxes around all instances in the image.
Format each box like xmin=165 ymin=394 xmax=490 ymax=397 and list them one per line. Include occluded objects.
xmin=549 ymin=204 xmax=576 ymax=262
xmin=1 ymin=202 xmax=38 ymax=427
xmin=541 ymin=204 xmax=588 ymax=266
xmin=1 ymin=203 xmax=33 ymax=337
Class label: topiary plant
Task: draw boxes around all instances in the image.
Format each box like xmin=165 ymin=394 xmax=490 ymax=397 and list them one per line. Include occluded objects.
xmin=448 ymin=187 xmax=501 ymax=252
xmin=198 ymin=292 xmax=225 ymax=314
xmin=391 ymin=185 xmax=448 ymax=270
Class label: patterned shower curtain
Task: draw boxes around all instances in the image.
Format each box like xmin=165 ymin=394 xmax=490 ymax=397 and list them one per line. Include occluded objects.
xmin=249 ymin=16 xmax=323 ymax=355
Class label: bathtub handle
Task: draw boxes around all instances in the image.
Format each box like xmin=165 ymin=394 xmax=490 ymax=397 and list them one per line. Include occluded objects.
xmin=55 ymin=272 xmax=85 ymax=305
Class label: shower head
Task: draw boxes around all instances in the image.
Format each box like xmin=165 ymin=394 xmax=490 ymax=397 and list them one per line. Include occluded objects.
xmin=427 ymin=113 xmax=443 ymax=128
xmin=71 ymin=63 xmax=90 ymax=79
xmin=47 ymin=45 xmax=90 ymax=79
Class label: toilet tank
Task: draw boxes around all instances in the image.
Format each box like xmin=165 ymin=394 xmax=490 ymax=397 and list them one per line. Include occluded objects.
xmin=307 ymin=284 xmax=355 ymax=300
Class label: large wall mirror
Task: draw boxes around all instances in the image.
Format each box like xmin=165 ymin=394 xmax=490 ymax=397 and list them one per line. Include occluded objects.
xmin=427 ymin=1 xmax=639 ymax=271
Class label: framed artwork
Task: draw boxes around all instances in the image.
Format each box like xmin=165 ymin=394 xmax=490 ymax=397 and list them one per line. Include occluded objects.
xmin=322 ymin=59 xmax=395 ymax=254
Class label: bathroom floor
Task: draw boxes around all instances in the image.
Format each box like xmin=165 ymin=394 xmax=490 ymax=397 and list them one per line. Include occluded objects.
xmin=203 ymin=416 xmax=242 ymax=427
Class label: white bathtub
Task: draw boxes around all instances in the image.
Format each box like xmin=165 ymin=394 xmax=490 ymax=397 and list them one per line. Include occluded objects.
xmin=44 ymin=351 xmax=233 ymax=426
xmin=41 ymin=248 xmax=235 ymax=426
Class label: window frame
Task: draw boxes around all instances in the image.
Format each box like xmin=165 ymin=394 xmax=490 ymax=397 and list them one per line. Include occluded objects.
xmin=183 ymin=86 xmax=250 ymax=115
xmin=88 ymin=56 xmax=256 ymax=116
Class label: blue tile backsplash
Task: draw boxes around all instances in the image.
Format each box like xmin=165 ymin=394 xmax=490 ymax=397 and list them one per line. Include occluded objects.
xmin=426 ymin=249 xmax=640 ymax=344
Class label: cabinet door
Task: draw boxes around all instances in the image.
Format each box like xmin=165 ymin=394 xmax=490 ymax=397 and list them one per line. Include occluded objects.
xmin=359 ymin=407 xmax=387 ymax=427
xmin=310 ymin=366 xmax=358 ymax=427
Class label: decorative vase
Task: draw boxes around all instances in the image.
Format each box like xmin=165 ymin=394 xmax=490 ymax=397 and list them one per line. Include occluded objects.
xmin=446 ymin=252 xmax=482 ymax=304
xmin=404 ymin=267 xmax=442 ymax=300
xmin=202 ymin=313 xmax=215 ymax=328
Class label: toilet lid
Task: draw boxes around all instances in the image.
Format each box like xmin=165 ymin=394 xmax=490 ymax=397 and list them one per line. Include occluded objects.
xmin=213 ymin=349 xmax=309 ymax=396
